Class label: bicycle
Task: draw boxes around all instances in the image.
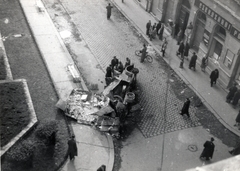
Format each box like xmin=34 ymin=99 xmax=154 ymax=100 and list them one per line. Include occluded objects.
xmin=135 ymin=50 xmax=153 ymax=63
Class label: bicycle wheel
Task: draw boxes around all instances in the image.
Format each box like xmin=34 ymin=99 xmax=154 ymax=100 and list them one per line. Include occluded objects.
xmin=135 ymin=50 xmax=141 ymax=57
xmin=146 ymin=55 xmax=153 ymax=63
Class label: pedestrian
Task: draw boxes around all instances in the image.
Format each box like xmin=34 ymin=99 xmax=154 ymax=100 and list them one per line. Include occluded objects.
xmin=140 ymin=44 xmax=147 ymax=63
xmin=106 ymin=3 xmax=113 ymax=19
xmin=152 ymin=26 xmax=157 ymax=39
xmin=200 ymin=137 xmax=215 ymax=161
xmin=146 ymin=20 xmax=151 ymax=37
xmin=161 ymin=37 xmax=168 ymax=57
xmin=201 ymin=56 xmax=208 ymax=72
xmin=68 ymin=135 xmax=78 ymax=160
xmin=226 ymin=83 xmax=238 ymax=103
xmin=189 ymin=52 xmax=197 ymax=71
xmin=177 ymin=29 xmax=183 ymax=45
xmin=176 ymin=41 xmax=185 ymax=57
xmin=97 ymin=165 xmax=106 ymax=171
xmin=210 ymin=69 xmax=219 ymax=87
xmin=179 ymin=98 xmax=190 ymax=118
xmin=183 ymin=42 xmax=190 ymax=60
xmin=156 ymin=20 xmax=162 ymax=34
xmin=234 ymin=110 xmax=240 ymax=129
xmin=232 ymin=89 xmax=240 ymax=108
xmin=105 ymin=64 xmax=112 ymax=86
xmin=117 ymin=61 xmax=124 ymax=73
xmin=158 ymin=23 xmax=164 ymax=41
xmin=124 ymin=57 xmax=131 ymax=69
xmin=111 ymin=56 xmax=119 ymax=70
xmin=152 ymin=23 xmax=157 ymax=30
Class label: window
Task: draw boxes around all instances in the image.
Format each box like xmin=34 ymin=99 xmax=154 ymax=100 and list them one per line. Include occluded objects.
xmin=215 ymin=26 xmax=226 ymax=41
xmin=223 ymin=49 xmax=235 ymax=69
xmin=158 ymin=0 xmax=163 ymax=12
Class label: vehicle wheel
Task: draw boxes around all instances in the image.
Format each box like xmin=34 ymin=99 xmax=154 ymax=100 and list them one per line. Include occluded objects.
xmin=146 ymin=55 xmax=153 ymax=63
xmin=135 ymin=50 xmax=141 ymax=57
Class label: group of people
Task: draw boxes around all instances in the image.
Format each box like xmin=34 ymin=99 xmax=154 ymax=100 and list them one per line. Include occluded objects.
xmin=105 ymin=56 xmax=131 ymax=86
xmin=146 ymin=20 xmax=165 ymax=41
xmin=226 ymin=82 xmax=240 ymax=109
xmin=176 ymin=41 xmax=190 ymax=68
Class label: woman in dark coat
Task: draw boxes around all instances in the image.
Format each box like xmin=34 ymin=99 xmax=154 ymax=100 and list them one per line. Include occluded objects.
xmin=226 ymin=83 xmax=238 ymax=103
xmin=177 ymin=41 xmax=185 ymax=57
xmin=184 ymin=42 xmax=190 ymax=59
xmin=189 ymin=52 xmax=197 ymax=71
xmin=234 ymin=110 xmax=240 ymax=129
xmin=232 ymin=90 xmax=240 ymax=108
xmin=200 ymin=137 xmax=215 ymax=160
xmin=210 ymin=69 xmax=219 ymax=87
xmin=179 ymin=98 xmax=190 ymax=118
xmin=201 ymin=56 xmax=208 ymax=72
xmin=68 ymin=135 xmax=78 ymax=160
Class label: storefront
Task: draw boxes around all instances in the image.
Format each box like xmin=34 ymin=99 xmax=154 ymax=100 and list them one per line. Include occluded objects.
xmin=191 ymin=0 xmax=240 ymax=88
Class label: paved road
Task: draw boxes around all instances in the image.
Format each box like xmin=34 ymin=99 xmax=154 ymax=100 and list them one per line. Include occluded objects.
xmin=42 ymin=0 xmax=236 ymax=170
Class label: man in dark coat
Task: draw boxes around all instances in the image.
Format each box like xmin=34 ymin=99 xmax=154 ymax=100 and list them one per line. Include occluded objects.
xmin=97 ymin=165 xmax=106 ymax=171
xmin=226 ymin=83 xmax=238 ymax=103
xmin=158 ymin=24 xmax=164 ymax=41
xmin=68 ymin=135 xmax=78 ymax=160
xmin=232 ymin=89 xmax=240 ymax=108
xmin=156 ymin=20 xmax=162 ymax=34
xmin=146 ymin=20 xmax=151 ymax=37
xmin=124 ymin=57 xmax=131 ymax=69
xmin=111 ymin=56 xmax=118 ymax=70
xmin=140 ymin=44 xmax=147 ymax=63
xmin=189 ymin=52 xmax=197 ymax=71
xmin=106 ymin=3 xmax=113 ymax=19
xmin=184 ymin=42 xmax=190 ymax=60
xmin=200 ymin=137 xmax=215 ymax=160
xmin=210 ymin=69 xmax=219 ymax=87
xmin=177 ymin=41 xmax=184 ymax=57
xmin=179 ymin=98 xmax=190 ymax=118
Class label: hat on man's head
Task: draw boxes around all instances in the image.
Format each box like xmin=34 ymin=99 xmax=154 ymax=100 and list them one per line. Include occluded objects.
xmin=211 ymin=137 xmax=214 ymax=141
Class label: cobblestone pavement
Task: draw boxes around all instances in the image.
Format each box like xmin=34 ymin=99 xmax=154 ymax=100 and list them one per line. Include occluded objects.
xmin=43 ymin=0 xmax=201 ymax=138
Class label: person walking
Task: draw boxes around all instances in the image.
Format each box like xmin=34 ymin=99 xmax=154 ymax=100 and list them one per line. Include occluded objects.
xmin=140 ymin=44 xmax=147 ymax=63
xmin=234 ymin=110 xmax=240 ymax=129
xmin=176 ymin=41 xmax=185 ymax=57
xmin=232 ymin=89 xmax=240 ymax=108
xmin=161 ymin=37 xmax=168 ymax=57
xmin=200 ymin=137 xmax=215 ymax=161
xmin=179 ymin=98 xmax=190 ymax=118
xmin=229 ymin=140 xmax=240 ymax=156
xmin=158 ymin=23 xmax=164 ymax=41
xmin=183 ymin=42 xmax=190 ymax=60
xmin=177 ymin=29 xmax=183 ymax=45
xmin=189 ymin=52 xmax=197 ymax=71
xmin=106 ymin=3 xmax=113 ymax=20
xmin=210 ymin=69 xmax=219 ymax=87
xmin=156 ymin=20 xmax=162 ymax=34
xmin=111 ymin=56 xmax=119 ymax=70
xmin=68 ymin=135 xmax=78 ymax=160
xmin=149 ymin=25 xmax=153 ymax=41
xmin=226 ymin=83 xmax=238 ymax=103
xmin=146 ymin=20 xmax=151 ymax=37
xmin=201 ymin=56 xmax=208 ymax=72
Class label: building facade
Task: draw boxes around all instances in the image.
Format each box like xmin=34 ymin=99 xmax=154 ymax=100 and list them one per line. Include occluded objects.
xmin=149 ymin=0 xmax=240 ymax=88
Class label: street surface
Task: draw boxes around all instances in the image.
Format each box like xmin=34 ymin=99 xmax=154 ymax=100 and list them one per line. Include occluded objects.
xmin=41 ymin=0 xmax=238 ymax=170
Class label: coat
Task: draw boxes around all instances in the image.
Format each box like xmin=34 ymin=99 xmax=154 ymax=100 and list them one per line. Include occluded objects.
xmin=184 ymin=43 xmax=190 ymax=56
xmin=201 ymin=141 xmax=215 ymax=159
xmin=236 ymin=110 xmax=240 ymax=123
xmin=189 ymin=54 xmax=197 ymax=68
xmin=210 ymin=70 xmax=219 ymax=82
xmin=232 ymin=90 xmax=240 ymax=106
xmin=106 ymin=5 xmax=113 ymax=18
xmin=226 ymin=86 xmax=238 ymax=101
xmin=68 ymin=138 xmax=78 ymax=159
xmin=181 ymin=99 xmax=190 ymax=114
xmin=178 ymin=42 xmax=185 ymax=54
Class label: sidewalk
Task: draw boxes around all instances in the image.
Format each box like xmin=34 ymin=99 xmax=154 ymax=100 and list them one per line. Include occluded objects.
xmin=112 ymin=0 xmax=240 ymax=137
xmin=19 ymin=0 xmax=114 ymax=171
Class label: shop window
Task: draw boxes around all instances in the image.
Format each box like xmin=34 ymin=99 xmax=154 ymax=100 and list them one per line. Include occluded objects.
xmin=215 ymin=26 xmax=226 ymax=41
xmin=223 ymin=49 xmax=235 ymax=69
xmin=182 ymin=0 xmax=191 ymax=9
xmin=197 ymin=11 xmax=206 ymax=23
xmin=212 ymin=41 xmax=222 ymax=62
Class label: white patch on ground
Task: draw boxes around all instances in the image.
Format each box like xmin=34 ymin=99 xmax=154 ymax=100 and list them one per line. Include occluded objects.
xmin=59 ymin=30 xmax=72 ymax=39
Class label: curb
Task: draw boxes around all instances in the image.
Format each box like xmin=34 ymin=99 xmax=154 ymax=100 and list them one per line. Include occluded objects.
xmin=0 ymin=79 xmax=38 ymax=157
xmin=105 ymin=134 xmax=114 ymax=171
xmin=111 ymin=0 xmax=240 ymax=137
